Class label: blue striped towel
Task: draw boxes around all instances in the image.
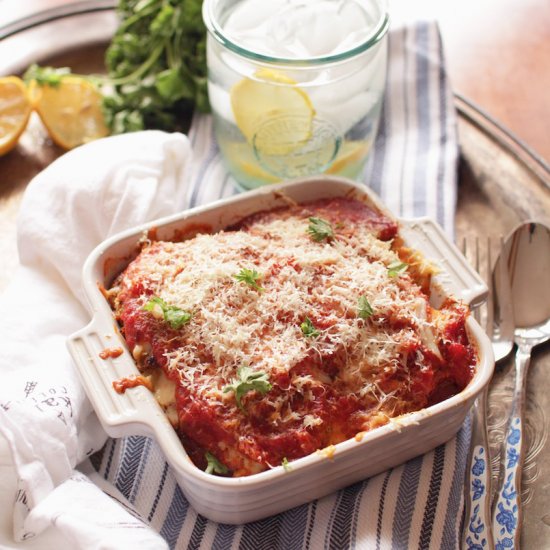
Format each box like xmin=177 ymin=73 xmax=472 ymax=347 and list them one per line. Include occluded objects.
xmin=87 ymin=21 xmax=468 ymax=549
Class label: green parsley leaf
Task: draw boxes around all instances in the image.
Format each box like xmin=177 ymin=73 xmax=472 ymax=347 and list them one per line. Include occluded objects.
xmin=387 ymin=261 xmax=408 ymax=278
xmin=155 ymin=67 xmax=192 ymax=100
xmin=204 ymin=452 xmax=229 ymax=475
xmin=164 ymin=307 xmax=192 ymax=329
xmin=282 ymin=457 xmax=292 ymax=472
xmin=23 ymin=64 xmax=71 ymax=87
xmin=307 ymin=217 xmax=334 ymax=242
xmin=233 ymin=268 xmax=265 ymax=292
xmin=149 ymin=4 xmax=175 ymax=38
xmin=300 ymin=317 xmax=320 ymax=338
xmin=223 ymin=365 xmax=272 ymax=410
xmin=143 ymin=296 xmax=192 ymax=329
xmin=357 ymin=296 xmax=374 ymax=319
xmin=143 ymin=296 xmax=165 ymax=317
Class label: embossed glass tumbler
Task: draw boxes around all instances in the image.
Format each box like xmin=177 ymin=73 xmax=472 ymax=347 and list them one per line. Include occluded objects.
xmin=202 ymin=0 xmax=389 ymax=190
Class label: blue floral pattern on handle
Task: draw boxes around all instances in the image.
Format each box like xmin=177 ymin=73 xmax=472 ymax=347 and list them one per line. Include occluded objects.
xmin=465 ymin=445 xmax=489 ymax=550
xmin=493 ymin=416 xmax=521 ymax=549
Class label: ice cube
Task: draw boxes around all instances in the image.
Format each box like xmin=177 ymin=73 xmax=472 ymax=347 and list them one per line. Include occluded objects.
xmin=293 ymin=4 xmax=346 ymax=57
xmin=221 ymin=0 xmax=377 ymax=59
xmin=224 ymin=1 xmax=284 ymax=35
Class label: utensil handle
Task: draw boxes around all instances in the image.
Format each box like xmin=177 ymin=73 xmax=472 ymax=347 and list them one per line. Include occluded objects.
xmin=463 ymin=387 xmax=495 ymax=550
xmin=492 ymin=347 xmax=530 ymax=549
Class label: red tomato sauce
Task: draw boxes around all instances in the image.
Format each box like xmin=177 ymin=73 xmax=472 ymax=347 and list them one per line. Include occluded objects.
xmin=99 ymin=347 xmax=124 ymax=360
xmin=110 ymin=197 xmax=476 ymax=475
xmin=112 ymin=374 xmax=153 ymax=394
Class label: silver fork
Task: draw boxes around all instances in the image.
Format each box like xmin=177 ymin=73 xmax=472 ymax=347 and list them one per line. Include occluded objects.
xmin=462 ymin=237 xmax=515 ymax=550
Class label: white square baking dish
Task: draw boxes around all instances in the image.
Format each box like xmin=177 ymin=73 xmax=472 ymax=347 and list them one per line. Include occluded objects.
xmin=67 ymin=175 xmax=494 ymax=524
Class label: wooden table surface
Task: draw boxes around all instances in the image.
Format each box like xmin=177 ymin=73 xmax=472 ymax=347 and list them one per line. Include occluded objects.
xmin=391 ymin=0 xmax=550 ymax=163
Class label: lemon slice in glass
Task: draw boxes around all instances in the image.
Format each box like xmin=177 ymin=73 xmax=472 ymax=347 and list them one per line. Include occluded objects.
xmin=230 ymin=68 xmax=315 ymax=156
xmin=0 ymin=76 xmax=32 ymax=156
xmin=326 ymin=140 xmax=371 ymax=177
xmin=31 ymin=76 xmax=109 ymax=150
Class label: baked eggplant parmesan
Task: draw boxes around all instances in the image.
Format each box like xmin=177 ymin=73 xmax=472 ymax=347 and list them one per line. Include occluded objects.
xmin=107 ymin=197 xmax=475 ymax=476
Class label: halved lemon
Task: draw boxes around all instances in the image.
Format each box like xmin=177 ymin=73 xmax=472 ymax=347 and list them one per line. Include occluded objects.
xmin=230 ymin=68 xmax=315 ymax=156
xmin=0 ymin=76 xmax=32 ymax=156
xmin=31 ymin=76 xmax=109 ymax=150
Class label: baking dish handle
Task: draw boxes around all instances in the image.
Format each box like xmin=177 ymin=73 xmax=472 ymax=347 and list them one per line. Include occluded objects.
xmin=67 ymin=319 xmax=180 ymax=444
xmin=399 ymin=217 xmax=488 ymax=308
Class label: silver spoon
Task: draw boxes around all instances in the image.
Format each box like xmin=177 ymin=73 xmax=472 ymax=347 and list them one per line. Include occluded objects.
xmin=492 ymin=222 xmax=550 ymax=549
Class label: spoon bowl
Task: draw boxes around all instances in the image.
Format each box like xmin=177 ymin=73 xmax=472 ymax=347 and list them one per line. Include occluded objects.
xmin=492 ymin=221 xmax=550 ymax=549
xmin=515 ymin=318 xmax=550 ymax=346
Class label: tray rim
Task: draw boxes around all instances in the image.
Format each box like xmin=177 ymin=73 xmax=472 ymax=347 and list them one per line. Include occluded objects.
xmin=0 ymin=0 xmax=116 ymax=41
xmin=454 ymin=93 xmax=550 ymax=190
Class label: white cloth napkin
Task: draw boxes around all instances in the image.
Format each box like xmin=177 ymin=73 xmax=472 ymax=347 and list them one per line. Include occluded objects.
xmin=0 ymin=130 xmax=192 ymax=548
xmin=0 ymin=21 xmax=464 ymax=550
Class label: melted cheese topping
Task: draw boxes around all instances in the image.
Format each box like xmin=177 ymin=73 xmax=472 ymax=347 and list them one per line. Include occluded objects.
xmin=110 ymin=199 xmax=473 ymax=476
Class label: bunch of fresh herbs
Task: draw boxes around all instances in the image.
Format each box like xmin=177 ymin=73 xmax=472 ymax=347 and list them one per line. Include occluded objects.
xmin=103 ymin=0 xmax=209 ymax=134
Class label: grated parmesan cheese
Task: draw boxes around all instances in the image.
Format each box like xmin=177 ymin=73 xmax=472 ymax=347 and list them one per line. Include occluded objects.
xmin=110 ymin=198 xmax=475 ymax=476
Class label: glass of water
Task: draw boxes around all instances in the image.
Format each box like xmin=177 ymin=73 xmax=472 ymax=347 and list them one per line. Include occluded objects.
xmin=202 ymin=0 xmax=389 ymax=190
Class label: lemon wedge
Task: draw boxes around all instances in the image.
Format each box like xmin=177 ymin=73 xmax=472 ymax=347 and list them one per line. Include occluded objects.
xmin=325 ymin=140 xmax=371 ymax=177
xmin=230 ymin=68 xmax=314 ymax=156
xmin=0 ymin=76 xmax=32 ymax=156
xmin=31 ymin=76 xmax=109 ymax=150
xmin=221 ymin=141 xmax=280 ymax=184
